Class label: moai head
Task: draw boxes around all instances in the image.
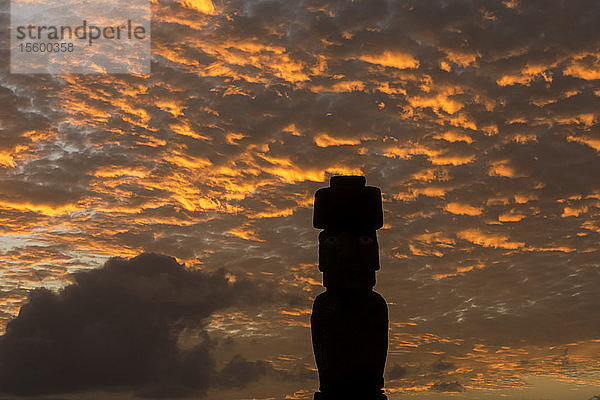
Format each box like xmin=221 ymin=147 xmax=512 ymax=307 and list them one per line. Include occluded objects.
xmin=313 ymin=176 xmax=383 ymax=290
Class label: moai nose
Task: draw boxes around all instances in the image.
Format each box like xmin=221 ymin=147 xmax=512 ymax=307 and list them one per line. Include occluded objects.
xmin=337 ymin=250 xmax=354 ymax=266
xmin=339 ymin=240 xmax=359 ymax=261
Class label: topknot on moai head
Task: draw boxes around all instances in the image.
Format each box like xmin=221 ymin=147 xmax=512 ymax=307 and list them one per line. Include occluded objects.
xmin=313 ymin=176 xmax=383 ymax=231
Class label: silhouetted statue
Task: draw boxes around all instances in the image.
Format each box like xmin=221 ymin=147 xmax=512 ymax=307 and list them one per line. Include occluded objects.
xmin=311 ymin=176 xmax=388 ymax=400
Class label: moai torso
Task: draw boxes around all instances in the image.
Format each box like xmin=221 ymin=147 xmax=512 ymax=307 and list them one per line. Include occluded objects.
xmin=311 ymin=176 xmax=388 ymax=400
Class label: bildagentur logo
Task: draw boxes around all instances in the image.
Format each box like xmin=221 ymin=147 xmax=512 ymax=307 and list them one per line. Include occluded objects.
xmin=10 ymin=0 xmax=150 ymax=74
xmin=15 ymin=20 xmax=147 ymax=46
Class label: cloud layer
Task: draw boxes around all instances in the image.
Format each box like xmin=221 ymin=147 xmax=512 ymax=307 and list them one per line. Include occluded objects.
xmin=1 ymin=0 xmax=600 ymax=398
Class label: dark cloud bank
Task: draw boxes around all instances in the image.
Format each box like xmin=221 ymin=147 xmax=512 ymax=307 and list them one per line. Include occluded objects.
xmin=0 ymin=253 xmax=288 ymax=398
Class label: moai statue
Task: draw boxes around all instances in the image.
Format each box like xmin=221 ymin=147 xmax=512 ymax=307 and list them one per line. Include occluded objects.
xmin=311 ymin=176 xmax=388 ymax=400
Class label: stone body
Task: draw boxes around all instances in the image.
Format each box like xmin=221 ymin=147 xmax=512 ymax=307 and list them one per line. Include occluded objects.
xmin=311 ymin=176 xmax=388 ymax=400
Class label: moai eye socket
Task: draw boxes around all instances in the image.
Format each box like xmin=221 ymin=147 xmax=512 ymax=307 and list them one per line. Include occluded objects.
xmin=358 ymin=235 xmax=374 ymax=245
xmin=323 ymin=236 xmax=340 ymax=246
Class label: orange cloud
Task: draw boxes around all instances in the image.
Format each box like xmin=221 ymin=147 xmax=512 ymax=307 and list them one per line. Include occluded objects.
xmin=0 ymin=201 xmax=79 ymax=217
xmin=170 ymin=122 xmax=211 ymax=141
xmin=564 ymin=60 xmax=600 ymax=80
xmin=393 ymin=185 xmax=449 ymax=201
xmin=309 ymin=80 xmax=365 ymax=93
xmin=384 ymin=143 xmax=475 ymax=166
xmin=181 ymin=0 xmax=215 ymax=14
xmin=314 ymin=133 xmax=362 ymax=147
xmin=434 ymin=130 xmax=473 ymax=143
xmin=567 ymin=135 xmax=600 ymax=151
xmin=498 ymin=211 xmax=527 ymax=222
xmin=358 ymin=51 xmax=420 ymax=70
xmin=562 ymin=206 xmax=588 ymax=217
xmin=444 ymin=50 xmax=479 ymax=68
xmin=0 ymin=152 xmax=16 ymax=168
xmin=458 ymin=229 xmax=525 ymax=249
xmin=497 ymin=64 xmax=552 ymax=87
xmin=488 ymin=160 xmax=519 ymax=178
xmin=446 ymin=202 xmax=482 ymax=216
xmin=228 ymin=226 xmax=264 ymax=241
xmin=407 ymin=88 xmax=464 ymax=114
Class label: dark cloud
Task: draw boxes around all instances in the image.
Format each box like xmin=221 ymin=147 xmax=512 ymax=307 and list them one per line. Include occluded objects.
xmin=0 ymin=253 xmax=277 ymax=397
xmin=385 ymin=364 xmax=407 ymax=380
xmin=431 ymin=360 xmax=454 ymax=372
xmin=429 ymin=381 xmax=465 ymax=392
xmin=217 ymin=354 xmax=270 ymax=388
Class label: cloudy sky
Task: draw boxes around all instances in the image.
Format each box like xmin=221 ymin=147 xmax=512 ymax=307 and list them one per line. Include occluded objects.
xmin=1 ymin=0 xmax=600 ymax=398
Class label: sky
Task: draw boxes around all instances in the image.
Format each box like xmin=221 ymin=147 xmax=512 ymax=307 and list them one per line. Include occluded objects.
xmin=1 ymin=0 xmax=600 ymax=399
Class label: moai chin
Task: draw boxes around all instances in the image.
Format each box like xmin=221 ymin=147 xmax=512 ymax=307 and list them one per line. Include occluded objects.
xmin=311 ymin=176 xmax=388 ymax=400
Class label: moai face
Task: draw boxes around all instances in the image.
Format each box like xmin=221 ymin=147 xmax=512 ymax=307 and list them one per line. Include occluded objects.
xmin=318 ymin=228 xmax=379 ymax=290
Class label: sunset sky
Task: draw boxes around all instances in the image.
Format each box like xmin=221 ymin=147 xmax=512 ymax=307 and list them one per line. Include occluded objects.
xmin=1 ymin=0 xmax=600 ymax=398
